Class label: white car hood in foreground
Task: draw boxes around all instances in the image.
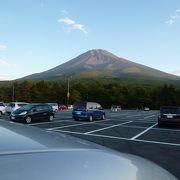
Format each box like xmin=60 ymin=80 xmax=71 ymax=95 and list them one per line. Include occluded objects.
xmin=0 ymin=120 xmax=177 ymax=180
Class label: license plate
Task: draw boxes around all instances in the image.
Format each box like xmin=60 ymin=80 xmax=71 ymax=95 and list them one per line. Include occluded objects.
xmin=11 ymin=116 xmax=15 ymax=120
xmin=167 ymin=115 xmax=173 ymax=118
xmin=76 ymin=111 xmax=81 ymax=115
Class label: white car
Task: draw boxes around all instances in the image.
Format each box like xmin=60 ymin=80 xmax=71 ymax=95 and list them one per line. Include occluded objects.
xmin=67 ymin=105 xmax=73 ymax=110
xmin=47 ymin=103 xmax=58 ymax=112
xmin=5 ymin=102 xmax=29 ymax=115
xmin=0 ymin=102 xmax=6 ymax=116
xmin=144 ymin=107 xmax=150 ymax=111
xmin=111 ymin=105 xmax=121 ymax=112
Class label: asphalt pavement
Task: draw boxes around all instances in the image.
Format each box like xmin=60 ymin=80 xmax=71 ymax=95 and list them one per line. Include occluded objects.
xmin=1 ymin=110 xmax=180 ymax=179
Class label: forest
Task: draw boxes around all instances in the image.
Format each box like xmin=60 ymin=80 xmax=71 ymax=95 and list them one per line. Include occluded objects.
xmin=0 ymin=79 xmax=180 ymax=109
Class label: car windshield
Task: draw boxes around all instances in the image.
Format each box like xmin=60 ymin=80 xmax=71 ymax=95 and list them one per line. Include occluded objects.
xmin=18 ymin=104 xmax=34 ymax=111
xmin=0 ymin=103 xmax=5 ymax=106
xmin=73 ymin=102 xmax=86 ymax=110
xmin=160 ymin=107 xmax=179 ymax=114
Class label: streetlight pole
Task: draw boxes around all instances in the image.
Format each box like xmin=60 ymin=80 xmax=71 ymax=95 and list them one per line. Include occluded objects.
xmin=12 ymin=83 xmax=15 ymax=102
xmin=67 ymin=78 xmax=70 ymax=106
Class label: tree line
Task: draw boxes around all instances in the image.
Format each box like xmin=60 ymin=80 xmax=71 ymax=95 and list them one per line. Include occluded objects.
xmin=0 ymin=80 xmax=180 ymax=109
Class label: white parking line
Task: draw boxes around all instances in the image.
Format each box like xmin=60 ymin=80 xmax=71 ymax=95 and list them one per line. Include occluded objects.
xmin=119 ymin=125 xmax=146 ymax=129
xmin=47 ymin=119 xmax=110 ymax=130
xmin=53 ymin=129 xmax=180 ymax=147
xmin=130 ymin=123 xmax=158 ymax=140
xmin=30 ymin=119 xmax=73 ymax=126
xmin=126 ymin=114 xmax=141 ymax=118
xmin=84 ymin=121 xmax=132 ymax=134
xmin=144 ymin=115 xmax=156 ymax=119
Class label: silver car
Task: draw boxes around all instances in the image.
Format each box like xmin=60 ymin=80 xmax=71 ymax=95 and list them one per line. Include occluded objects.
xmin=0 ymin=120 xmax=177 ymax=180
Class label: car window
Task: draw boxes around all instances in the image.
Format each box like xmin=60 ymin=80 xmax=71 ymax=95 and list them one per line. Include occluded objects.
xmin=35 ymin=105 xmax=44 ymax=112
xmin=8 ymin=103 xmax=15 ymax=107
xmin=96 ymin=103 xmax=102 ymax=110
xmin=0 ymin=103 xmax=5 ymax=106
xmin=73 ymin=102 xmax=86 ymax=110
xmin=160 ymin=107 xmax=179 ymax=114
xmin=19 ymin=104 xmax=34 ymax=111
xmin=17 ymin=103 xmax=27 ymax=107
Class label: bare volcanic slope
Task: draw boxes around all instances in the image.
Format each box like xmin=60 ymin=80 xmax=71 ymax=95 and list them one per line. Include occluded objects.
xmin=21 ymin=49 xmax=180 ymax=80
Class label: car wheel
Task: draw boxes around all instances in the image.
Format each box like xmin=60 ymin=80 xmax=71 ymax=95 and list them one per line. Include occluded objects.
xmin=0 ymin=111 xmax=2 ymax=116
xmin=74 ymin=118 xmax=79 ymax=121
xmin=49 ymin=115 xmax=54 ymax=122
xmin=101 ymin=114 xmax=105 ymax=120
xmin=158 ymin=122 xmax=163 ymax=128
xmin=89 ymin=115 xmax=93 ymax=122
xmin=25 ymin=116 xmax=32 ymax=124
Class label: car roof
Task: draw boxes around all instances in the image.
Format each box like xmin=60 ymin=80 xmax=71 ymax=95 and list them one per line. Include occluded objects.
xmin=160 ymin=106 xmax=179 ymax=109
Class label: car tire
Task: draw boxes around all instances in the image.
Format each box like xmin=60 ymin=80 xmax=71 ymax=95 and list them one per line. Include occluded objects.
xmin=0 ymin=111 xmax=2 ymax=116
xmin=25 ymin=116 xmax=32 ymax=124
xmin=89 ymin=115 xmax=93 ymax=122
xmin=101 ymin=114 xmax=105 ymax=120
xmin=74 ymin=118 xmax=79 ymax=121
xmin=158 ymin=122 xmax=163 ymax=128
xmin=49 ymin=115 xmax=54 ymax=122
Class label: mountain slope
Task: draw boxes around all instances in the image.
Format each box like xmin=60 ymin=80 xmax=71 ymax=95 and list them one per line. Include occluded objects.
xmin=21 ymin=49 xmax=180 ymax=80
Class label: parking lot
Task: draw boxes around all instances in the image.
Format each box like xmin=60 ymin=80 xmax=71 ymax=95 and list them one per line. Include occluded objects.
xmin=1 ymin=110 xmax=180 ymax=178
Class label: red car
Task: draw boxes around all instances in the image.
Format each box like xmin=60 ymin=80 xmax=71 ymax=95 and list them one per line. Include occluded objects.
xmin=58 ymin=104 xmax=68 ymax=110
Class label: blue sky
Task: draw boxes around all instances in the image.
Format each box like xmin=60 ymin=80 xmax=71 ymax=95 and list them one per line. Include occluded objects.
xmin=0 ymin=0 xmax=180 ymax=80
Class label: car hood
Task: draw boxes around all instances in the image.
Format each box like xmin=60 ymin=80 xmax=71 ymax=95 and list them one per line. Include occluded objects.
xmin=0 ymin=120 xmax=177 ymax=180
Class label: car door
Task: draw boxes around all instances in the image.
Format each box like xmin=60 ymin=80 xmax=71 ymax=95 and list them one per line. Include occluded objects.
xmin=90 ymin=103 xmax=101 ymax=119
xmin=31 ymin=105 xmax=45 ymax=121
xmin=96 ymin=103 xmax=104 ymax=119
xmin=40 ymin=105 xmax=50 ymax=120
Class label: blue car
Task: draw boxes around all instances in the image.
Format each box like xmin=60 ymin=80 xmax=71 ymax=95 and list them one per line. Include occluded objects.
xmin=72 ymin=101 xmax=105 ymax=121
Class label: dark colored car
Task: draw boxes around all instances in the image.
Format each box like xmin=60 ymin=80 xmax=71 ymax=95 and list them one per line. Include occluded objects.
xmin=72 ymin=101 xmax=105 ymax=121
xmin=0 ymin=120 xmax=177 ymax=180
xmin=10 ymin=103 xmax=55 ymax=124
xmin=158 ymin=106 xmax=180 ymax=127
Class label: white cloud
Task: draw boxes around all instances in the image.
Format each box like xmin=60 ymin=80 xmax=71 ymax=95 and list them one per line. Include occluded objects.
xmin=0 ymin=59 xmax=9 ymax=65
xmin=57 ymin=17 xmax=88 ymax=34
xmin=0 ymin=59 xmax=16 ymax=67
xmin=61 ymin=10 xmax=68 ymax=15
xmin=0 ymin=44 xmax=7 ymax=50
xmin=58 ymin=17 xmax=75 ymax=25
xmin=165 ymin=9 xmax=180 ymax=25
xmin=171 ymin=70 xmax=180 ymax=76
xmin=0 ymin=74 xmax=12 ymax=80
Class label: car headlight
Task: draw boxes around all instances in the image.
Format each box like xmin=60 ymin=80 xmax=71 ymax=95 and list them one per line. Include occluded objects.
xmin=19 ymin=111 xmax=27 ymax=115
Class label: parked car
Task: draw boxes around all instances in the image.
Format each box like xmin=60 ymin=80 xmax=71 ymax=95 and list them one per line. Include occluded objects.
xmin=0 ymin=120 xmax=177 ymax=180
xmin=144 ymin=107 xmax=150 ymax=111
xmin=5 ymin=102 xmax=29 ymax=115
xmin=10 ymin=103 xmax=55 ymax=124
xmin=72 ymin=101 xmax=105 ymax=121
xmin=58 ymin=104 xmax=68 ymax=110
xmin=158 ymin=106 xmax=180 ymax=127
xmin=111 ymin=105 xmax=121 ymax=112
xmin=67 ymin=104 xmax=73 ymax=110
xmin=0 ymin=102 xmax=6 ymax=116
xmin=47 ymin=103 xmax=58 ymax=112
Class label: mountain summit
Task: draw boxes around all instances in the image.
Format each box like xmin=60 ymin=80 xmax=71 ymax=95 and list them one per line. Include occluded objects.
xmin=21 ymin=49 xmax=180 ymax=80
